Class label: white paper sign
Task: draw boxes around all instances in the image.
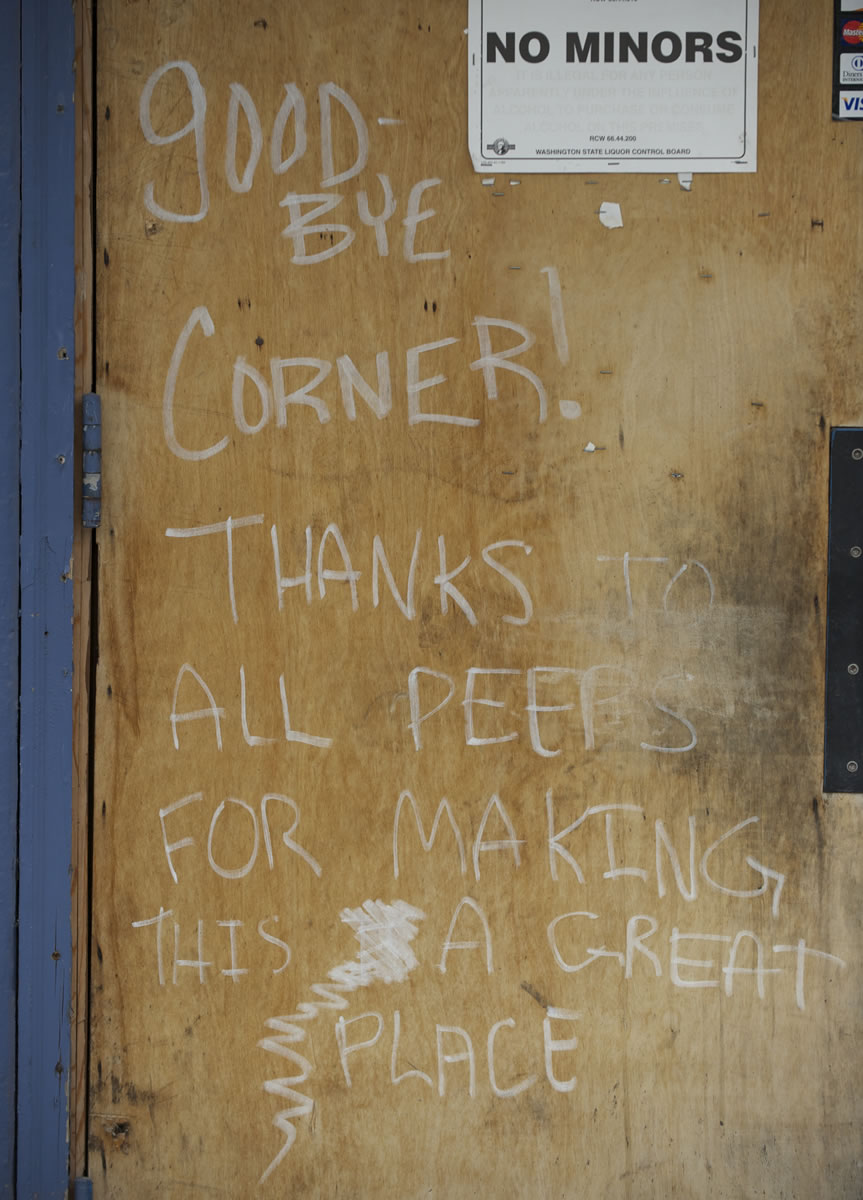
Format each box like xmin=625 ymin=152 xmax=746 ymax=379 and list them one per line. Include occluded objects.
xmin=468 ymin=0 xmax=758 ymax=173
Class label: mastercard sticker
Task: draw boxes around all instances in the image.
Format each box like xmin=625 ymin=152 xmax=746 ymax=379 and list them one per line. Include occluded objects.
xmin=842 ymin=19 xmax=863 ymax=42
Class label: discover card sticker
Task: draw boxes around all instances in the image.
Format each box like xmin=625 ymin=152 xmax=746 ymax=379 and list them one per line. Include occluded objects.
xmin=468 ymin=0 xmax=758 ymax=172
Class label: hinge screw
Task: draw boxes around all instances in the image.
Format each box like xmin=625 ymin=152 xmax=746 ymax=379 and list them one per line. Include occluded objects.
xmin=853 ymin=448 xmax=863 ymax=461
xmin=848 ymin=663 xmax=859 ymax=675
xmin=852 ymin=546 xmax=862 ymax=558
xmin=847 ymin=760 xmax=859 ymax=773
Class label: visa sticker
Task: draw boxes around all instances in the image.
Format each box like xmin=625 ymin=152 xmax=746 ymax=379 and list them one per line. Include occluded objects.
xmin=838 ymin=89 xmax=863 ymax=115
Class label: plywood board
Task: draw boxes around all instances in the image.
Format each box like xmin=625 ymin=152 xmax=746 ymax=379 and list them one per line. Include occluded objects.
xmin=90 ymin=1 xmax=863 ymax=1194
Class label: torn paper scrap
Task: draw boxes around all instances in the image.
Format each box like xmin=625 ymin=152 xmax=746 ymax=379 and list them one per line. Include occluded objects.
xmin=678 ymin=172 xmax=693 ymax=191
xmin=598 ymin=202 xmax=623 ymax=229
xmin=583 ymin=441 xmax=596 ymax=453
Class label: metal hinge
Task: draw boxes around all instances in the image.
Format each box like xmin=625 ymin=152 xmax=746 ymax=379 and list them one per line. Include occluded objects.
xmin=82 ymin=392 xmax=101 ymax=528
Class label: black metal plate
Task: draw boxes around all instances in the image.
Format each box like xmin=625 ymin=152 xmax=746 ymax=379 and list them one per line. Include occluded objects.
xmin=824 ymin=428 xmax=863 ymax=791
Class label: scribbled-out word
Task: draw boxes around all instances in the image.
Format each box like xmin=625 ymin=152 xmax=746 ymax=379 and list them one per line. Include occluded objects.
xmin=258 ymin=899 xmax=424 ymax=1182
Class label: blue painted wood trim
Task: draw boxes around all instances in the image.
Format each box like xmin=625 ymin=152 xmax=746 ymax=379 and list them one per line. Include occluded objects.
xmin=0 ymin=3 xmax=21 ymax=1194
xmin=18 ymin=0 xmax=76 ymax=1192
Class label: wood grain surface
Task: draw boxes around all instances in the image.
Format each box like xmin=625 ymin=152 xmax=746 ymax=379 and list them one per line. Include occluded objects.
xmin=90 ymin=2 xmax=863 ymax=1195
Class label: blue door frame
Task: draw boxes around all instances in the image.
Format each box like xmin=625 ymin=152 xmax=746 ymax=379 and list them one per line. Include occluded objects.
xmin=1 ymin=0 xmax=77 ymax=1195
xmin=0 ymin=0 xmax=22 ymax=1187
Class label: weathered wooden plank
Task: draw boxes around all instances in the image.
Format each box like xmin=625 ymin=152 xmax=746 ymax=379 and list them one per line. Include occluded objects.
xmin=90 ymin=2 xmax=863 ymax=1195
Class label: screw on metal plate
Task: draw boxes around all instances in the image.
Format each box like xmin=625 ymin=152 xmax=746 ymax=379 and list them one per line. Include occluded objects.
xmin=847 ymin=761 xmax=859 ymax=773
xmin=853 ymin=448 xmax=863 ymax=460
xmin=851 ymin=546 xmax=862 ymax=558
xmin=848 ymin=663 xmax=860 ymax=675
